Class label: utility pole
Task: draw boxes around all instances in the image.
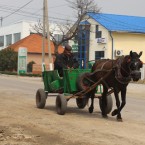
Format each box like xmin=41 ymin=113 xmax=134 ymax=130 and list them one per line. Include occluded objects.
xmin=42 ymin=0 xmax=46 ymax=71
xmin=42 ymin=0 xmax=53 ymax=71
xmin=0 ymin=17 xmax=3 ymax=27
xmin=45 ymin=0 xmax=53 ymax=70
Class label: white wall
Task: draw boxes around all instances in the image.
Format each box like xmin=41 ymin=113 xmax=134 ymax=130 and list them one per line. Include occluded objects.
xmin=87 ymin=18 xmax=109 ymax=61
xmin=141 ymin=64 xmax=145 ymax=80
xmin=0 ymin=20 xmax=37 ymax=50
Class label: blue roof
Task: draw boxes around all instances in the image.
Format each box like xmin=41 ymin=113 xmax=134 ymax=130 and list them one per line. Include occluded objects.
xmin=80 ymin=20 xmax=90 ymax=25
xmin=87 ymin=13 xmax=145 ymax=33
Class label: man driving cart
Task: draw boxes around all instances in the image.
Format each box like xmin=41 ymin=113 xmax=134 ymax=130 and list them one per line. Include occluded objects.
xmin=54 ymin=44 xmax=79 ymax=77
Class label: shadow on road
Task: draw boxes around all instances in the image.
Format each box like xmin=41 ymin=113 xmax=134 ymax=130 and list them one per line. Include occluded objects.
xmin=43 ymin=105 xmax=117 ymax=122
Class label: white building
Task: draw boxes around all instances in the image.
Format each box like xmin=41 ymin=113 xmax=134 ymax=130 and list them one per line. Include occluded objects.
xmin=0 ymin=20 xmax=68 ymax=50
xmin=0 ymin=20 xmax=37 ymax=50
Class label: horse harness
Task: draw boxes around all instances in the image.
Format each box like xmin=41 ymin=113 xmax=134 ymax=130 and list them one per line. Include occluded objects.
xmin=98 ymin=57 xmax=131 ymax=84
xmin=83 ymin=57 xmax=132 ymax=92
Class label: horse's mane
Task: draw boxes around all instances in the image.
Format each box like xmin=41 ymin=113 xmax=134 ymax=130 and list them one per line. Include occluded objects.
xmin=94 ymin=55 xmax=131 ymax=69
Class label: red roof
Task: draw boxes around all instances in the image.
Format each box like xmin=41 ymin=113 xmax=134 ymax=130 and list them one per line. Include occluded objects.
xmin=8 ymin=34 xmax=64 ymax=54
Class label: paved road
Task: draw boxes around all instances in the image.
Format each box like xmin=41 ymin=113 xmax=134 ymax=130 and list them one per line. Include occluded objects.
xmin=0 ymin=74 xmax=43 ymax=95
xmin=0 ymin=74 xmax=145 ymax=122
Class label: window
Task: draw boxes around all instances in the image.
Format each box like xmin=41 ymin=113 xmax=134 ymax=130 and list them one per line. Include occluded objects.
xmin=6 ymin=34 xmax=12 ymax=46
xmin=96 ymin=25 xmax=99 ymax=31
xmin=14 ymin=33 xmax=21 ymax=43
xmin=95 ymin=51 xmax=104 ymax=60
xmin=96 ymin=31 xmax=102 ymax=38
xmin=95 ymin=25 xmax=102 ymax=38
xmin=0 ymin=36 xmax=4 ymax=47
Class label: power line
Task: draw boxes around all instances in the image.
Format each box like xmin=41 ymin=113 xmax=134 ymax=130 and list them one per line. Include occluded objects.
xmin=0 ymin=2 xmax=76 ymax=25
xmin=3 ymin=0 xmax=33 ymax=19
xmin=0 ymin=8 xmax=76 ymax=24
xmin=0 ymin=3 xmax=67 ymax=11
xmin=0 ymin=7 xmax=76 ymax=24
xmin=0 ymin=5 xmax=73 ymax=20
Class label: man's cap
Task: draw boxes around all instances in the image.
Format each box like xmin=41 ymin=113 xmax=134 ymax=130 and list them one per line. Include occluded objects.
xmin=64 ymin=44 xmax=72 ymax=51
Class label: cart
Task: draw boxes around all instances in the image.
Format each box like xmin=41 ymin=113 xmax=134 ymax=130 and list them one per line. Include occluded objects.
xmin=36 ymin=69 xmax=113 ymax=115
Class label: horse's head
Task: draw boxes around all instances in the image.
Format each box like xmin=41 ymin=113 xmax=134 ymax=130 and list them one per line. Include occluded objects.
xmin=127 ymin=51 xmax=143 ymax=81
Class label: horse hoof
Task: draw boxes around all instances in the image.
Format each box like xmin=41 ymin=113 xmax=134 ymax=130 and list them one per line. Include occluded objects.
xmin=111 ymin=109 xmax=118 ymax=116
xmin=89 ymin=107 xmax=93 ymax=113
xmin=117 ymin=118 xmax=123 ymax=122
xmin=102 ymin=113 xmax=108 ymax=118
xmin=117 ymin=116 xmax=123 ymax=122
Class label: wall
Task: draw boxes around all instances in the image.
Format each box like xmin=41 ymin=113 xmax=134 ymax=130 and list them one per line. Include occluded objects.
xmin=27 ymin=53 xmax=54 ymax=65
xmin=111 ymin=32 xmax=145 ymax=62
xmin=28 ymin=53 xmax=55 ymax=74
xmin=0 ymin=20 xmax=37 ymax=50
xmin=87 ymin=18 xmax=145 ymax=63
xmin=141 ymin=64 xmax=145 ymax=80
xmin=87 ymin=19 xmax=109 ymax=61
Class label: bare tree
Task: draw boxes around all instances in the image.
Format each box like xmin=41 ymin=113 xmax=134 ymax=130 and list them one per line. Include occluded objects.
xmin=65 ymin=0 xmax=100 ymax=41
xmin=32 ymin=0 xmax=100 ymax=54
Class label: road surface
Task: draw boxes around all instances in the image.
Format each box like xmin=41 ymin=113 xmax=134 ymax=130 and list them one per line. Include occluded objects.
xmin=0 ymin=74 xmax=145 ymax=145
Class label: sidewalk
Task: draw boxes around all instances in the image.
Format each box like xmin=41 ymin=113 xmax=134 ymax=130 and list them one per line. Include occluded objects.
xmin=0 ymin=73 xmax=42 ymax=82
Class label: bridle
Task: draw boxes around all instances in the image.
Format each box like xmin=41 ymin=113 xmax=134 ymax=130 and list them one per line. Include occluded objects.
xmin=115 ymin=55 xmax=142 ymax=84
xmin=115 ymin=56 xmax=132 ymax=84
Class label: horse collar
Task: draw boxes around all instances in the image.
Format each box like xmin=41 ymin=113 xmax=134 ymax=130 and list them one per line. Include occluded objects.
xmin=115 ymin=56 xmax=131 ymax=84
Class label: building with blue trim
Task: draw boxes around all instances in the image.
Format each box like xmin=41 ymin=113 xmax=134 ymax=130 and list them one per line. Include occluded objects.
xmin=77 ymin=13 xmax=145 ymax=78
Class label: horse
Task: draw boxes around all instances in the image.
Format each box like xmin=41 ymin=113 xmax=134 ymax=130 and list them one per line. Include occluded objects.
xmin=88 ymin=51 xmax=143 ymax=121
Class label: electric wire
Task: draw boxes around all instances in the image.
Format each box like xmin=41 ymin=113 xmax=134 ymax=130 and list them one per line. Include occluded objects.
xmin=0 ymin=5 xmax=76 ymax=23
xmin=3 ymin=0 xmax=34 ymax=19
xmin=1 ymin=3 xmax=145 ymax=31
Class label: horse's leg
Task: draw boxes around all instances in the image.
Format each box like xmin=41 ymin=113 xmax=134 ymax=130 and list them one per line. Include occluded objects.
xmin=88 ymin=89 xmax=95 ymax=113
xmin=116 ymin=87 xmax=127 ymax=120
xmin=111 ymin=88 xmax=122 ymax=121
xmin=101 ymin=85 xmax=108 ymax=118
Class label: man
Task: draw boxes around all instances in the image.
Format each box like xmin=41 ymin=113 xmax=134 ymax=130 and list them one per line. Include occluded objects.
xmin=54 ymin=44 xmax=79 ymax=77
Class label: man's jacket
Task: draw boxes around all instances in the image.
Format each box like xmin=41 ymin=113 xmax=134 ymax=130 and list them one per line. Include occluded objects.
xmin=54 ymin=53 xmax=79 ymax=77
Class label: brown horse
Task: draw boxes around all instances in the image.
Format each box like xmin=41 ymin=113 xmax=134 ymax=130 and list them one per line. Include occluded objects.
xmin=89 ymin=51 xmax=143 ymax=121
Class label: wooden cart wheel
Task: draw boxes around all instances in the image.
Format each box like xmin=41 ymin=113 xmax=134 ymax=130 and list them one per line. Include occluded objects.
xmin=99 ymin=95 xmax=113 ymax=114
xmin=76 ymin=97 xmax=89 ymax=109
xmin=56 ymin=94 xmax=67 ymax=115
xmin=77 ymin=72 xmax=91 ymax=90
xmin=36 ymin=88 xmax=47 ymax=109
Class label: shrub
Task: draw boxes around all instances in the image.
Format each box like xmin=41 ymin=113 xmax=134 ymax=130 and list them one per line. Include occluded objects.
xmin=0 ymin=48 xmax=18 ymax=71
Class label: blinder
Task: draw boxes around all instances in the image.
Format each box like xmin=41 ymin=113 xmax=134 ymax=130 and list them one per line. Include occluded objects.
xmin=127 ymin=57 xmax=142 ymax=81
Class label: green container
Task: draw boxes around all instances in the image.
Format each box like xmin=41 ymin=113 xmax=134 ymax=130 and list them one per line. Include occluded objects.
xmin=50 ymin=80 xmax=62 ymax=91
xmin=42 ymin=69 xmax=102 ymax=94
xmin=88 ymin=61 xmax=95 ymax=69
xmin=63 ymin=69 xmax=91 ymax=93
xmin=43 ymin=70 xmax=63 ymax=92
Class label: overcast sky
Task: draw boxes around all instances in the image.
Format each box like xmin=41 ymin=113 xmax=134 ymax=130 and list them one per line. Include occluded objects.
xmin=1 ymin=0 xmax=145 ymax=26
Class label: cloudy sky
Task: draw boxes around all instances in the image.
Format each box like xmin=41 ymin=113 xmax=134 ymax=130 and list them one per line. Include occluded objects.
xmin=0 ymin=0 xmax=145 ymax=26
